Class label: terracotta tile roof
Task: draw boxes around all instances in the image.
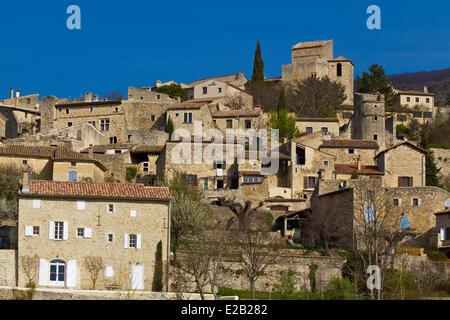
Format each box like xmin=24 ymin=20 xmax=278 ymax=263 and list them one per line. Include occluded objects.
xmin=130 ymin=145 xmax=165 ymax=154
xmin=320 ymin=140 xmax=379 ymax=149
xmin=295 ymin=117 xmax=339 ymax=122
xmin=375 ymin=141 xmax=429 ymax=157
xmin=334 ymin=164 xmax=383 ymax=175
xmin=328 ymin=56 xmax=354 ymax=66
xmin=0 ymin=145 xmax=107 ymax=171
xmin=55 ymin=100 xmax=122 ymax=108
xmin=19 ymin=180 xmax=171 ymax=200
xmin=396 ymin=90 xmax=435 ymax=96
xmin=212 ymin=109 xmax=261 ymax=118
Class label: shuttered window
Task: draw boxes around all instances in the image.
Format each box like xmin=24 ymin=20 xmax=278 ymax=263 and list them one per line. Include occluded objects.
xmin=398 ymin=176 xmax=413 ymax=187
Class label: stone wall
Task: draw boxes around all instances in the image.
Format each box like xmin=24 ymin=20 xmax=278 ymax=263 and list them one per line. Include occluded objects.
xmin=431 ymin=148 xmax=450 ymax=178
xmin=0 ymin=250 xmax=16 ymax=287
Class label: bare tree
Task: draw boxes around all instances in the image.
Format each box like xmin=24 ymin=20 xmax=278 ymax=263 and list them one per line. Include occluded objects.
xmin=225 ymin=93 xmax=246 ymax=110
xmin=182 ymin=242 xmax=212 ymax=300
xmin=82 ymin=256 xmax=105 ymax=289
xmin=218 ymin=198 xmax=263 ymax=230
xmin=236 ymin=230 xmax=279 ymax=299
xmin=20 ymin=254 xmax=39 ymax=286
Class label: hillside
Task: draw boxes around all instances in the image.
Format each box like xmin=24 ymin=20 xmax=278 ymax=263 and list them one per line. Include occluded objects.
xmin=387 ymin=68 xmax=450 ymax=107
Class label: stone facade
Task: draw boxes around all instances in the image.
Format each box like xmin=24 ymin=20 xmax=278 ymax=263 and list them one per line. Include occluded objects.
xmin=18 ymin=180 xmax=171 ymax=291
xmin=295 ymin=118 xmax=339 ymax=138
xmin=431 ymin=148 xmax=450 ymax=178
xmin=0 ymin=250 xmax=16 ymax=287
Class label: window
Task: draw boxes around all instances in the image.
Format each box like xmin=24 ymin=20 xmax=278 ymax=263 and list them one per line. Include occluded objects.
xmin=217 ymin=180 xmax=224 ymax=189
xmin=398 ymin=176 xmax=413 ymax=187
xmin=108 ymin=204 xmax=114 ymax=213
xmin=185 ymin=175 xmax=198 ymax=186
xmin=54 ymin=222 xmax=64 ymax=240
xmin=245 ymin=120 xmax=251 ymax=129
xmin=68 ymin=122 xmax=72 ymax=127
xmin=115 ymin=107 xmax=119 ymax=112
xmin=393 ymin=199 xmax=399 ymax=206
xmin=175 ymin=113 xmax=179 ymax=117
xmin=90 ymin=107 xmax=93 ymax=112
xmin=406 ymin=97 xmax=410 ymax=102
xmin=426 ymin=98 xmax=430 ymax=103
xmin=348 ymin=149 xmax=355 ymax=154
xmin=374 ymin=116 xmax=378 ymax=121
xmin=365 ymin=205 xmax=375 ymax=221
xmin=304 ymin=176 xmax=317 ymax=189
xmin=33 ymin=199 xmax=40 ymax=209
xmin=71 ymin=162 xmax=76 ymax=167
xmin=105 ymin=266 xmax=114 ymax=278
xmin=110 ymin=137 xmax=117 ymax=144
xmin=107 ymin=234 xmax=114 ymax=243
xmin=66 ymin=109 xmax=69 ymax=114
xmin=337 ymin=63 xmax=342 ymax=77
xmin=226 ymin=120 xmax=233 ymax=128
xmin=324 ymin=161 xmax=329 ymax=166
xmin=69 ymin=170 xmax=77 ymax=182
xmin=33 ymin=226 xmax=40 ymax=235
xmin=416 ymin=97 xmax=420 ymax=103
xmin=203 ymin=179 xmax=208 ymax=190
xmin=100 ymin=119 xmax=110 ymax=131
xmin=413 ymin=111 xmax=422 ymax=118
xmin=115 ymin=150 xmax=121 ymax=154
xmin=243 ymin=176 xmax=264 ymax=183
xmin=218 ymin=88 xmax=222 ymax=93
xmin=23 ymin=160 xmax=28 ymax=165
xmin=151 ymin=115 xmax=155 ymax=121
xmin=202 ymin=87 xmax=207 ymax=94
xmin=401 ymin=217 xmax=409 ymax=230
xmin=413 ymin=198 xmax=419 ymax=206
xmin=184 ymin=113 xmax=192 ymax=123
xmin=88 ymin=121 xmax=96 ymax=127
xmin=130 ymin=210 xmax=136 ymax=217
xmin=157 ymin=95 xmax=161 ymax=100
xmin=373 ymin=134 xmax=378 ymax=141
xmin=143 ymin=162 xmax=149 ymax=173
xmin=129 ymin=234 xmax=137 ymax=248
xmin=77 ymin=228 xmax=85 ymax=237
xmin=423 ymin=112 xmax=432 ymax=119
xmin=77 ymin=201 xmax=85 ymax=210
xmin=49 ymin=260 xmax=66 ymax=286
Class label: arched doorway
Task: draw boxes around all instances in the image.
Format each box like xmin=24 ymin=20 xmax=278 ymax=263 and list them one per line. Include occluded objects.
xmin=49 ymin=259 xmax=66 ymax=287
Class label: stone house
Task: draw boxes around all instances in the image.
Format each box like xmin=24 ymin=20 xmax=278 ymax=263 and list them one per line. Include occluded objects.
xmin=435 ymin=209 xmax=450 ymax=258
xmin=319 ymin=139 xmax=379 ymax=166
xmin=0 ymin=145 xmax=106 ymax=182
xmin=211 ymin=108 xmax=263 ymax=132
xmin=166 ymin=101 xmax=216 ymax=137
xmin=187 ymin=72 xmax=247 ymax=90
xmin=295 ymin=118 xmax=339 ymax=138
xmin=17 ymin=178 xmax=171 ymax=290
xmin=0 ymin=105 xmax=40 ymax=138
xmin=393 ymin=87 xmax=435 ymax=125
xmin=375 ymin=141 xmax=428 ymax=188
xmin=281 ymin=40 xmax=354 ymax=106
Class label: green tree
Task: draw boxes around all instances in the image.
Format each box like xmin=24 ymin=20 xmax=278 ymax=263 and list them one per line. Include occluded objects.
xmin=152 ymin=240 xmax=164 ymax=291
xmin=289 ymin=76 xmax=345 ymax=117
xmin=419 ymin=128 xmax=442 ymax=187
xmin=166 ymin=116 xmax=174 ymax=140
xmin=268 ymin=90 xmax=299 ymax=140
xmin=153 ymin=84 xmax=188 ymax=101
xmin=273 ymin=270 xmax=296 ymax=298
xmin=356 ymin=63 xmax=397 ymax=106
xmin=250 ymin=41 xmax=264 ymax=82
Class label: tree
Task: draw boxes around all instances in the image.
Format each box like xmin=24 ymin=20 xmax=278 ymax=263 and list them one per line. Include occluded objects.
xmin=237 ymin=230 xmax=279 ymax=299
xmin=225 ymin=93 xmax=246 ymax=110
xmin=250 ymin=41 xmax=264 ymax=82
xmin=356 ymin=63 xmax=397 ymax=106
xmin=82 ymin=256 xmax=105 ymax=289
xmin=153 ymin=84 xmax=188 ymax=102
xmin=20 ymin=254 xmax=39 ymax=286
xmin=268 ymin=104 xmax=299 ymax=140
xmin=272 ymin=269 xmax=296 ymax=298
xmin=288 ymin=76 xmax=346 ymax=117
xmin=419 ymin=127 xmax=442 ymax=187
xmin=245 ymin=80 xmax=281 ymax=111
xmin=166 ymin=116 xmax=175 ymax=140
xmin=152 ymin=240 xmax=164 ymax=291
xmin=182 ymin=242 xmax=211 ymax=300
xmin=218 ymin=198 xmax=263 ymax=230
xmin=277 ymin=86 xmax=287 ymax=112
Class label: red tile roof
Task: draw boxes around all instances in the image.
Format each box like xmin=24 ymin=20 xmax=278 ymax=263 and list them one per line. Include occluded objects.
xmin=212 ymin=109 xmax=262 ymax=118
xmin=320 ymin=140 xmax=379 ymax=149
xmin=375 ymin=141 xmax=429 ymax=157
xmin=19 ymin=180 xmax=171 ymax=200
xmin=334 ymin=164 xmax=384 ymax=175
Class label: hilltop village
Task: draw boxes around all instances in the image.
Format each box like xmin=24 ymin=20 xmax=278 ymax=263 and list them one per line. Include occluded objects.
xmin=0 ymin=39 xmax=449 ymax=300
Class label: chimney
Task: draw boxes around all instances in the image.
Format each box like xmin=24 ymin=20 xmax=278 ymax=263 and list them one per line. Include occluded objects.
xmin=424 ymin=86 xmax=428 ymax=93
xmin=356 ymin=155 xmax=361 ymax=171
xmin=93 ymin=95 xmax=99 ymax=102
xmin=10 ymin=88 xmax=14 ymax=99
xmin=85 ymin=92 xmax=92 ymax=102
xmin=22 ymin=166 xmax=31 ymax=193
xmin=16 ymin=90 xmax=20 ymax=98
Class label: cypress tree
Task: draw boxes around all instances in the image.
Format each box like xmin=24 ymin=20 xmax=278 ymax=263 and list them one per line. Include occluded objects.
xmin=166 ymin=117 xmax=174 ymax=141
xmin=419 ymin=128 xmax=442 ymax=187
xmin=277 ymin=87 xmax=287 ymax=113
xmin=251 ymin=41 xmax=265 ymax=82
xmin=152 ymin=240 xmax=163 ymax=291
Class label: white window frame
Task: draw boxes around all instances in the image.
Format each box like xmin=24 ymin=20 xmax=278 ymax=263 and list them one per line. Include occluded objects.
xmin=77 ymin=201 xmax=86 ymax=210
xmin=77 ymin=228 xmax=85 ymax=238
xmin=33 ymin=199 xmax=41 ymax=209
xmin=130 ymin=210 xmax=137 ymax=217
xmin=105 ymin=266 xmax=114 ymax=278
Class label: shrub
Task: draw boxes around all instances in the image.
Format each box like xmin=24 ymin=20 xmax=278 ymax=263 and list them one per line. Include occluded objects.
xmin=426 ymin=251 xmax=448 ymax=262
xmin=323 ymin=276 xmax=355 ymax=300
xmin=126 ymin=166 xmax=140 ymax=182
xmin=273 ymin=270 xmax=296 ymax=298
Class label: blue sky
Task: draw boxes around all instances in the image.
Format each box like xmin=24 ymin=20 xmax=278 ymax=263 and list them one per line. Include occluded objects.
xmin=0 ymin=0 xmax=448 ymax=99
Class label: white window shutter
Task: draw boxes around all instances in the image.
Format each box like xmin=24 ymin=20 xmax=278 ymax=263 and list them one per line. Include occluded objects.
xmin=136 ymin=234 xmax=142 ymax=249
xmin=25 ymin=225 xmax=33 ymax=236
xmin=33 ymin=199 xmax=40 ymax=209
xmin=441 ymin=228 xmax=446 ymax=241
xmin=38 ymin=259 xmax=49 ymax=286
xmin=105 ymin=266 xmax=114 ymax=278
xmin=66 ymin=260 xmax=76 ymax=287
xmin=131 ymin=265 xmax=144 ymax=290
xmin=77 ymin=201 xmax=85 ymax=210
xmin=63 ymin=222 xmax=69 ymax=240
xmin=49 ymin=221 xmax=55 ymax=240
xmin=84 ymin=228 xmax=92 ymax=239
xmin=130 ymin=210 xmax=136 ymax=217
xmin=124 ymin=234 xmax=129 ymax=248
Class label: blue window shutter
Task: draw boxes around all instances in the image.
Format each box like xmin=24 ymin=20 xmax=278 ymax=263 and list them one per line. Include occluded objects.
xmin=365 ymin=205 xmax=374 ymax=221
xmin=69 ymin=170 xmax=77 ymax=182
xmin=401 ymin=217 xmax=409 ymax=230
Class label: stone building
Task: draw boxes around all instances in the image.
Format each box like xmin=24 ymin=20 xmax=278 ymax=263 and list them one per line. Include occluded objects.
xmin=211 ymin=108 xmax=263 ymax=132
xmin=0 ymin=145 xmax=106 ymax=182
xmin=17 ymin=179 xmax=171 ymax=290
xmin=319 ymin=139 xmax=379 ymax=166
xmin=393 ymin=87 xmax=435 ymax=125
xmin=166 ymin=101 xmax=216 ymax=137
xmin=282 ymin=40 xmax=354 ymax=106
xmin=0 ymin=105 xmax=40 ymax=138
xmin=0 ymin=88 xmax=40 ymax=111
xmin=187 ymin=72 xmax=247 ymax=90
xmin=295 ymin=118 xmax=339 ymax=137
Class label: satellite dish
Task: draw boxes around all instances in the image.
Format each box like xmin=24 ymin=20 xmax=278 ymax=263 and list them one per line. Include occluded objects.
xmin=338 ymin=181 xmax=347 ymax=189
xmin=445 ymin=199 xmax=450 ymax=209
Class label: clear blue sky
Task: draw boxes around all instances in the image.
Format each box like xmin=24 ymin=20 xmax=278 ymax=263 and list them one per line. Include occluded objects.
xmin=0 ymin=0 xmax=448 ymax=99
